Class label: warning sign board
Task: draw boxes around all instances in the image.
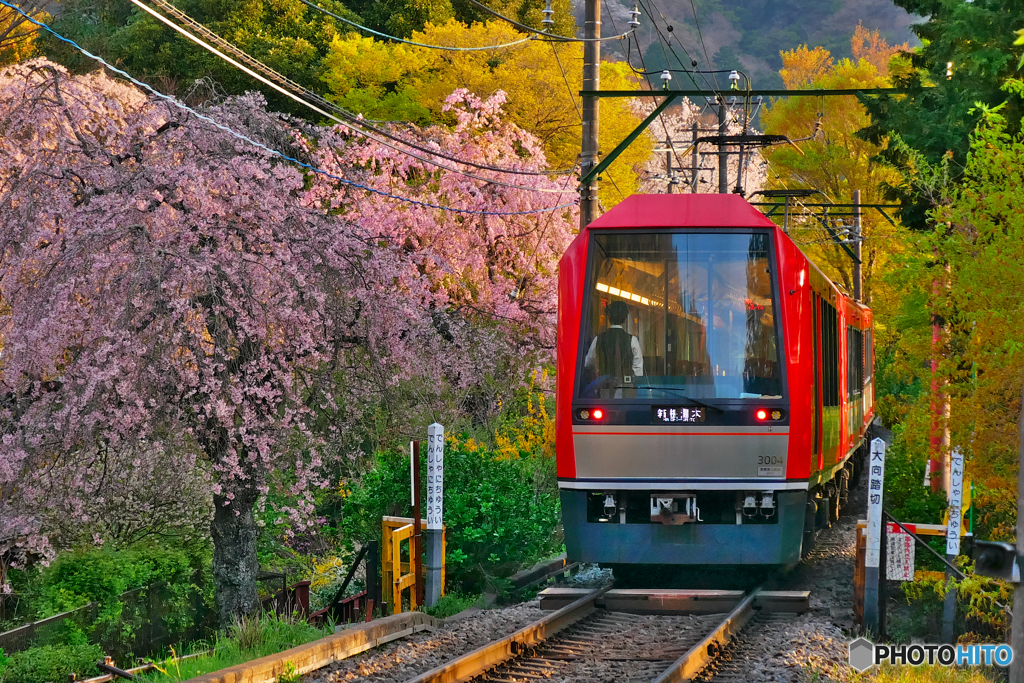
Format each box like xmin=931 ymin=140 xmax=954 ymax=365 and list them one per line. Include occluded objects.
xmin=886 ymin=522 xmax=915 ymax=581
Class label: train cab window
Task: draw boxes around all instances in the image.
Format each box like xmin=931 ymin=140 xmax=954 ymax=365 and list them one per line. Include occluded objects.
xmin=577 ymin=232 xmax=782 ymax=400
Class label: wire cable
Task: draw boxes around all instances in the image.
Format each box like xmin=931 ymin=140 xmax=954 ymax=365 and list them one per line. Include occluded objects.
xmin=295 ymin=0 xmax=539 ymax=51
xmin=638 ymin=0 xmax=718 ymax=95
xmin=0 ymin=0 xmax=576 ymax=217
xmin=460 ymin=0 xmax=633 ymax=42
xmin=684 ymin=0 xmax=718 ymax=91
xmin=132 ymin=0 xmax=578 ymax=182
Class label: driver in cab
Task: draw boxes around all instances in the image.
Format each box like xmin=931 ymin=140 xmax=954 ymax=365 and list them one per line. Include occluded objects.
xmin=584 ymin=300 xmax=644 ymax=398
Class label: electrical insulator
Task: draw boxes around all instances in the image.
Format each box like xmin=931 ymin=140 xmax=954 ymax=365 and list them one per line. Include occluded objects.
xmin=542 ymin=0 xmax=554 ymax=26
xmin=660 ymin=70 xmax=672 ymax=90
xmin=729 ymin=70 xmax=740 ymax=90
xmin=628 ymin=5 xmax=641 ymax=29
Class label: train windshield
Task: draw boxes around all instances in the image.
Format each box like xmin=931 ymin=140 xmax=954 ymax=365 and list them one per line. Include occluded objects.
xmin=578 ymin=232 xmax=782 ymax=401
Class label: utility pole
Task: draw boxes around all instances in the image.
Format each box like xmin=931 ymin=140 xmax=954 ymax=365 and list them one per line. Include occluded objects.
xmin=580 ymin=0 xmax=600 ymax=228
xmin=853 ymin=189 xmax=863 ymax=302
xmin=717 ymin=97 xmax=728 ymax=194
xmin=690 ymin=121 xmax=699 ymax=193
xmin=665 ymin=146 xmax=674 ymax=193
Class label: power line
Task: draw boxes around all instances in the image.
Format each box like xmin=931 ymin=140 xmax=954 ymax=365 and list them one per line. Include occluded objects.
xmin=295 ymin=0 xmax=538 ymax=51
xmin=460 ymin=0 xmax=634 ymax=42
xmin=684 ymin=0 xmax=719 ymax=91
xmin=132 ymin=0 xmax=578 ymax=184
xmin=641 ymin=0 xmax=720 ymax=96
xmin=0 ymin=1 xmax=577 ymax=217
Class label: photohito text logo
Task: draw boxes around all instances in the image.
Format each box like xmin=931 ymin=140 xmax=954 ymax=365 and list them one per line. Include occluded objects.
xmin=848 ymin=638 xmax=1013 ymax=672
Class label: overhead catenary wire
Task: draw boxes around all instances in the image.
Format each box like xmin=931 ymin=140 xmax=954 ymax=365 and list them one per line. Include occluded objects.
xmin=0 ymin=1 xmax=577 ymax=217
xmin=683 ymin=0 xmax=719 ymax=92
xmin=460 ymin=0 xmax=634 ymax=42
xmin=131 ymin=0 xmax=578 ymax=189
xmin=294 ymin=0 xmax=538 ymax=51
xmin=639 ymin=0 xmax=719 ymax=96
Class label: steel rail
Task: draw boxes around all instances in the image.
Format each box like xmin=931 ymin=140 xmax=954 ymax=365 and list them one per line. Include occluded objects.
xmin=651 ymin=588 xmax=760 ymax=683
xmin=401 ymin=586 xmax=610 ymax=683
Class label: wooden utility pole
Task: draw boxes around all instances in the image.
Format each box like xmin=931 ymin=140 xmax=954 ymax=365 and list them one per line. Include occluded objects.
xmin=717 ymin=97 xmax=728 ymax=194
xmin=853 ymin=189 xmax=863 ymax=301
xmin=580 ymin=0 xmax=600 ymax=228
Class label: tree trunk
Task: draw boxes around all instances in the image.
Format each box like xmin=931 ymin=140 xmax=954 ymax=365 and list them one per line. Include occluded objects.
xmin=210 ymin=484 xmax=260 ymax=627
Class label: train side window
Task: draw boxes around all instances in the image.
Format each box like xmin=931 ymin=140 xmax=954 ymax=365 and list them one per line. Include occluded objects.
xmin=820 ymin=297 xmax=839 ymax=407
xmin=846 ymin=326 xmax=863 ymax=399
xmin=864 ymin=328 xmax=873 ymax=383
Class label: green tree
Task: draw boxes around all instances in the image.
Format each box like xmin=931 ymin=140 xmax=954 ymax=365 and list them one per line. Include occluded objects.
xmin=340 ymin=0 xmax=575 ymax=40
xmin=858 ymin=0 xmax=1024 ymax=229
xmin=43 ymin=0 xmax=354 ymax=115
xmin=320 ymin=20 xmax=652 ymax=205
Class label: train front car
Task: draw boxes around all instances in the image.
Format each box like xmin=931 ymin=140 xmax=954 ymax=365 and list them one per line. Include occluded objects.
xmin=556 ymin=194 xmax=872 ymax=568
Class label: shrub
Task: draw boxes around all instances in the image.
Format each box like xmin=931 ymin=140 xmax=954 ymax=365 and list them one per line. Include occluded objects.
xmin=0 ymin=643 xmax=103 ymax=683
xmin=883 ymin=425 xmax=947 ymax=524
xmin=343 ymin=435 xmax=561 ymax=593
xmin=27 ymin=546 xmax=212 ymax=657
xmin=425 ymin=592 xmax=478 ymax=619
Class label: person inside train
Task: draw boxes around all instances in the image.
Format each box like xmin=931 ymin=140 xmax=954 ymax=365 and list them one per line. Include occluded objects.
xmin=584 ymin=299 xmax=644 ymax=398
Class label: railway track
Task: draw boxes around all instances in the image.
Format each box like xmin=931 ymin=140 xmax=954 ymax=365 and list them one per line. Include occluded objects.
xmin=400 ymin=587 xmax=805 ymax=683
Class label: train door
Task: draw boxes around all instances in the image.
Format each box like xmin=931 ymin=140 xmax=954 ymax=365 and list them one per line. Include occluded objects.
xmin=812 ymin=292 xmax=822 ymax=474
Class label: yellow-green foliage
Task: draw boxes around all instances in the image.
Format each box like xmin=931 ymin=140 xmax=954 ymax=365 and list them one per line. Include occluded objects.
xmin=861 ymin=664 xmax=999 ymax=682
xmin=900 ymin=559 xmax=1011 ymax=639
xmin=493 ymin=369 xmax=554 ymax=460
xmin=321 ymin=20 xmax=651 ymax=207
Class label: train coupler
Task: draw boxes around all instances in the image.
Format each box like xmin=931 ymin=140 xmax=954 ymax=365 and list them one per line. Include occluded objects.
xmin=650 ymin=494 xmax=702 ymax=524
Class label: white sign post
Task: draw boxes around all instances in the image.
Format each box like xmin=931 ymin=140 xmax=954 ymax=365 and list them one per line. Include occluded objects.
xmin=424 ymin=423 xmax=445 ymax=607
xmin=426 ymin=424 xmax=444 ymax=529
xmin=942 ymin=447 xmax=966 ymax=643
xmin=864 ymin=437 xmax=886 ymax=634
xmin=946 ymin=448 xmax=965 ymax=556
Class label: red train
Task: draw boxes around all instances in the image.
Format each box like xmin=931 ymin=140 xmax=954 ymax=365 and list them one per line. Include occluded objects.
xmin=556 ymin=194 xmax=874 ymax=567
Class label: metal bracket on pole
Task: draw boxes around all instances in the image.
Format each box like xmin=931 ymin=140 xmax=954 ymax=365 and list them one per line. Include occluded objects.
xmin=579 ymin=93 xmax=682 ymax=187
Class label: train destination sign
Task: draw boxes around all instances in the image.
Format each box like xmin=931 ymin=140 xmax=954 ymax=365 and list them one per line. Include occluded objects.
xmin=652 ymin=406 xmax=707 ymax=423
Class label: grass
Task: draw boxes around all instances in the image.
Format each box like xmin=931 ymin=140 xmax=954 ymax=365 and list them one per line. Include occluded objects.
xmin=857 ymin=664 xmax=1000 ymax=682
xmin=424 ymin=592 xmax=479 ymax=619
xmin=138 ymin=611 xmax=332 ymax=681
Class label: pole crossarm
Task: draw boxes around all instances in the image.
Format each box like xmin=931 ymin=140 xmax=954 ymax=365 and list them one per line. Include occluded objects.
xmin=578 ymin=92 xmax=684 ymax=187
xmin=580 ymin=87 xmax=925 ymax=98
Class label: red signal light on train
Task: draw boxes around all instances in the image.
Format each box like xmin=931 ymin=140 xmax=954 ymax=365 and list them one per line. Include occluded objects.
xmin=755 ymin=409 xmax=768 ymax=421
xmin=592 ymin=408 xmax=605 ymax=420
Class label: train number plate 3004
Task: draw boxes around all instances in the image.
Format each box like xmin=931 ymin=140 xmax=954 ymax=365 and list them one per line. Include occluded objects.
xmin=652 ymin=406 xmax=706 ymax=423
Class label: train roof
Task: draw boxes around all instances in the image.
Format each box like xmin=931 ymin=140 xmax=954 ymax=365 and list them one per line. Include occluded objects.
xmin=586 ymin=194 xmax=776 ymax=230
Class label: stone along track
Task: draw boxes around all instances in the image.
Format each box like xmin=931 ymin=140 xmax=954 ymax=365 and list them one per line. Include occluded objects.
xmin=400 ymin=588 xmax=808 ymax=683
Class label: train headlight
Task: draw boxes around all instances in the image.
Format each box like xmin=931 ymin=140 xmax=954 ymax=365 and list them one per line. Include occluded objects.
xmin=755 ymin=409 xmax=768 ymax=421
xmin=771 ymin=410 xmax=783 ymax=420
xmin=579 ymin=409 xmax=590 ymax=420
xmin=592 ymin=408 xmax=605 ymax=420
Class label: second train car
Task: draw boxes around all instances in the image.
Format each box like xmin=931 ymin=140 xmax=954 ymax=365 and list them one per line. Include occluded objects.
xmin=557 ymin=194 xmax=874 ymax=567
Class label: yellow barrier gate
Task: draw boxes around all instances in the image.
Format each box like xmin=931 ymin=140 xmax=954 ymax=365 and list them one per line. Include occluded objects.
xmin=381 ymin=516 xmax=445 ymax=614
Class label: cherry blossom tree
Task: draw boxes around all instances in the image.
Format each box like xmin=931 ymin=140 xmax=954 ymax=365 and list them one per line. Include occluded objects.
xmin=0 ymin=60 xmax=575 ymax=618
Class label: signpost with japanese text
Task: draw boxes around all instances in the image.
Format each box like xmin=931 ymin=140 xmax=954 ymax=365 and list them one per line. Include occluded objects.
xmin=864 ymin=437 xmax=886 ymax=635
xmin=424 ymin=423 xmax=445 ymax=607
xmin=942 ymin=447 xmax=965 ymax=643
